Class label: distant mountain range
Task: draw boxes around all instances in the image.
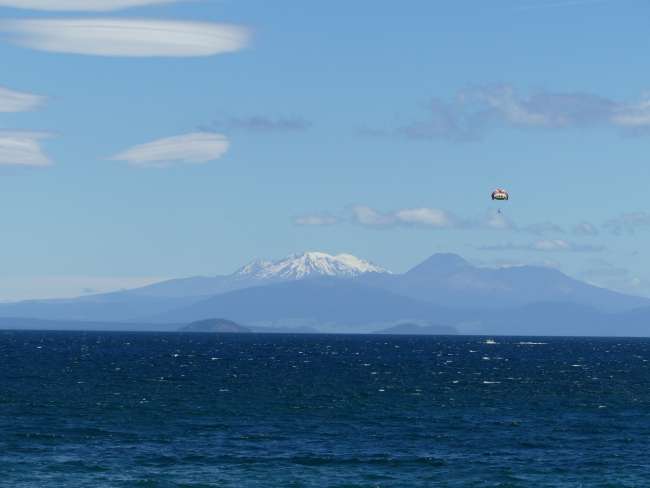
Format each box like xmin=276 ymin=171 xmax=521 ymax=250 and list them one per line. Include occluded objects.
xmin=236 ymin=251 xmax=387 ymax=280
xmin=357 ymin=253 xmax=648 ymax=312
xmin=152 ymin=279 xmax=450 ymax=333
xmin=1 ymin=251 xmax=650 ymax=336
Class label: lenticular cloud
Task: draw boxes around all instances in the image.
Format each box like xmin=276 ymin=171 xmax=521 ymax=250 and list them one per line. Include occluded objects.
xmin=111 ymin=133 xmax=230 ymax=168
xmin=0 ymin=18 xmax=251 ymax=57
xmin=0 ymin=131 xmax=51 ymax=166
xmin=0 ymin=0 xmax=180 ymax=11
xmin=0 ymin=85 xmax=44 ymax=112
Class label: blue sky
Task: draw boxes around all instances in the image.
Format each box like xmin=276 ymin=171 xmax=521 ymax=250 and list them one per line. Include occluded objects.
xmin=0 ymin=0 xmax=649 ymax=299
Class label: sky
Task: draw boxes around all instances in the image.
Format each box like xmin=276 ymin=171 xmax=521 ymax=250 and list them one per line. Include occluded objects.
xmin=1 ymin=0 xmax=650 ymax=300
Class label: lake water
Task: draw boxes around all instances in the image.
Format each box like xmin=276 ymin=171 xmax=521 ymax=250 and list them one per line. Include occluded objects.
xmin=1 ymin=331 xmax=649 ymax=487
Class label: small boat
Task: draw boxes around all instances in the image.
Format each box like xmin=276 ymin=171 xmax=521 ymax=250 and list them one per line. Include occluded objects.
xmin=484 ymin=339 xmax=497 ymax=345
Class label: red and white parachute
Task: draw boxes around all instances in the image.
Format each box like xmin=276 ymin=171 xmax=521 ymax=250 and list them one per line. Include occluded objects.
xmin=491 ymin=188 xmax=509 ymax=201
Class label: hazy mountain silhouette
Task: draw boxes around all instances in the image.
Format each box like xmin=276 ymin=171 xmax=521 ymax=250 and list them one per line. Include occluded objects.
xmin=0 ymin=293 xmax=196 ymax=322
xmin=151 ymin=279 xmax=458 ymax=333
xmin=359 ymin=253 xmax=649 ymax=312
xmin=1 ymin=252 xmax=650 ymax=336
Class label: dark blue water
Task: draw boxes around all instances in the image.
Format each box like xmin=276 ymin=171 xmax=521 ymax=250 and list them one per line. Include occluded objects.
xmin=1 ymin=331 xmax=649 ymax=487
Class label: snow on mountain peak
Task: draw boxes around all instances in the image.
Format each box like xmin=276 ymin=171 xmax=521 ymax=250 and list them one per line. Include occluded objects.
xmin=236 ymin=259 xmax=273 ymax=276
xmin=235 ymin=251 xmax=389 ymax=280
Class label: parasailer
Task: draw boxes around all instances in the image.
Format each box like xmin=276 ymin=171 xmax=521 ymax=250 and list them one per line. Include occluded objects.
xmin=491 ymin=188 xmax=509 ymax=201
xmin=491 ymin=188 xmax=509 ymax=213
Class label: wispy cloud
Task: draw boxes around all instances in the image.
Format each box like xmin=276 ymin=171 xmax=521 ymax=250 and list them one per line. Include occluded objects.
xmin=516 ymin=0 xmax=610 ymax=10
xmin=379 ymin=84 xmax=650 ymax=141
xmin=480 ymin=213 xmax=564 ymax=234
xmin=465 ymin=85 xmax=615 ymax=129
xmin=611 ymin=96 xmax=650 ymax=134
xmin=350 ymin=205 xmax=462 ymax=229
xmin=0 ymin=85 xmax=44 ymax=112
xmin=303 ymin=205 xmax=572 ymax=235
xmin=0 ymin=0 xmax=181 ymax=11
xmin=573 ymin=221 xmax=599 ymax=236
xmin=0 ymin=131 xmax=51 ymax=166
xmin=488 ymin=258 xmax=562 ymax=269
xmin=603 ymin=212 xmax=650 ymax=235
xmin=492 ymin=215 xmax=567 ymax=236
xmin=293 ymin=214 xmax=338 ymax=226
xmin=111 ymin=132 xmax=229 ymax=168
xmin=350 ymin=206 xmax=395 ymax=227
xmin=395 ymin=207 xmax=457 ymax=227
xmin=478 ymin=239 xmax=604 ymax=253
xmin=202 ymin=116 xmax=312 ymax=134
xmin=396 ymin=98 xmax=483 ymax=142
xmin=0 ymin=18 xmax=250 ymax=57
xmin=482 ymin=211 xmax=516 ymax=231
xmin=523 ymin=221 xmax=565 ymax=236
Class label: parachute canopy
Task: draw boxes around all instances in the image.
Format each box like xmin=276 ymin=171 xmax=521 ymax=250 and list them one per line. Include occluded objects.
xmin=491 ymin=188 xmax=509 ymax=201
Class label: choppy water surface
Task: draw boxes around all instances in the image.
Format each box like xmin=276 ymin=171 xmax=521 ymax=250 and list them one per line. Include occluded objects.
xmin=1 ymin=331 xmax=649 ymax=487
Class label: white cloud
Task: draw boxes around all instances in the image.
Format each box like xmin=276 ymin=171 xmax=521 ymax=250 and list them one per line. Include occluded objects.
xmin=350 ymin=205 xmax=395 ymax=226
xmin=531 ymin=239 xmax=572 ymax=251
xmin=111 ymin=132 xmax=229 ymax=167
xmin=517 ymin=0 xmax=610 ymax=11
xmin=315 ymin=205 xmax=570 ymax=234
xmin=483 ymin=211 xmax=515 ymax=230
xmin=204 ymin=115 xmax=312 ymax=133
xmin=304 ymin=205 xmax=588 ymax=240
xmin=0 ymin=131 xmax=51 ymax=166
xmin=479 ymin=239 xmax=604 ymax=253
xmin=0 ymin=0 xmax=180 ymax=11
xmin=465 ymin=85 xmax=616 ymax=129
xmin=0 ymin=18 xmax=250 ymax=57
xmin=294 ymin=215 xmax=338 ymax=226
xmin=573 ymin=221 xmax=599 ymax=236
xmin=611 ymin=95 xmax=650 ymax=128
xmin=394 ymin=207 xmax=454 ymax=227
xmin=350 ymin=205 xmax=459 ymax=228
xmin=523 ymin=221 xmax=565 ymax=235
xmin=490 ymin=258 xmax=562 ymax=269
xmin=0 ymin=85 xmax=44 ymax=112
xmin=482 ymin=213 xmax=563 ymax=235
xmin=604 ymin=212 xmax=650 ymax=235
xmin=474 ymin=85 xmax=551 ymax=127
xmin=390 ymin=84 xmax=650 ymax=141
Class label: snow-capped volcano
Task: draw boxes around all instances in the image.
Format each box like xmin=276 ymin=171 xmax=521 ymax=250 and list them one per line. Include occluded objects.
xmin=235 ymin=251 xmax=388 ymax=280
